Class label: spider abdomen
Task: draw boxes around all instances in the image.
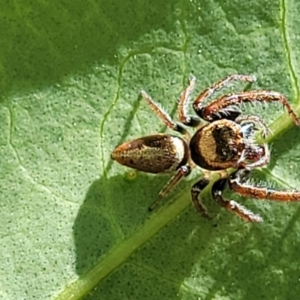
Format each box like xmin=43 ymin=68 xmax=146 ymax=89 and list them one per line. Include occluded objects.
xmin=111 ymin=134 xmax=189 ymax=173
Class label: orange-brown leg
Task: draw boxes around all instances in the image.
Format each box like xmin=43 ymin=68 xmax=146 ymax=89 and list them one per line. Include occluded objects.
xmin=178 ymin=75 xmax=201 ymax=127
xmin=212 ymin=178 xmax=263 ymax=222
xmin=191 ymin=178 xmax=211 ymax=219
xmin=140 ymin=90 xmax=188 ymax=135
xmin=193 ymin=74 xmax=256 ymax=113
xmin=148 ymin=165 xmax=191 ymax=211
xmin=200 ymin=90 xmax=300 ymax=126
xmin=229 ymin=169 xmax=300 ymax=201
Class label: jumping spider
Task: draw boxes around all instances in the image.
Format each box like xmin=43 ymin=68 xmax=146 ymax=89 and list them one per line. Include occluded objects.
xmin=111 ymin=74 xmax=300 ymax=222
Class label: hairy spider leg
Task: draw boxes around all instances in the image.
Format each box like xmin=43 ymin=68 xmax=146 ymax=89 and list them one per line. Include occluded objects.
xmin=200 ymin=91 xmax=300 ymax=126
xmin=148 ymin=165 xmax=191 ymax=211
xmin=193 ymin=74 xmax=256 ymax=113
xmin=191 ymin=178 xmax=211 ymax=219
xmin=178 ymin=75 xmax=202 ymax=127
xmin=229 ymin=169 xmax=300 ymax=201
xmin=140 ymin=90 xmax=188 ymax=136
xmin=212 ymin=178 xmax=263 ymax=222
xmin=140 ymin=90 xmax=193 ymax=210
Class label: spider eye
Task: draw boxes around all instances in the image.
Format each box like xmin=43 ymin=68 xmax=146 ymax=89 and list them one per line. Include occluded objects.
xmin=241 ymin=123 xmax=255 ymax=138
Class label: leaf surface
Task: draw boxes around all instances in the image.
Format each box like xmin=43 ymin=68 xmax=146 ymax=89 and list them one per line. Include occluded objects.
xmin=1 ymin=1 xmax=300 ymax=299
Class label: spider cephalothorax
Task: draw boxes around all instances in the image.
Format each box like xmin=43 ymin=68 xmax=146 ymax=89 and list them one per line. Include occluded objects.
xmin=189 ymin=119 xmax=266 ymax=170
xmin=111 ymin=74 xmax=300 ymax=222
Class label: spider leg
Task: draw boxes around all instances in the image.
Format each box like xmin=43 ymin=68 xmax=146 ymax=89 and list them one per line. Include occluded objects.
xmin=148 ymin=165 xmax=191 ymax=211
xmin=229 ymin=169 xmax=300 ymax=202
xmin=193 ymin=74 xmax=256 ymax=118
xmin=178 ymin=75 xmax=202 ymax=127
xmin=140 ymin=90 xmax=188 ymax=135
xmin=212 ymin=178 xmax=263 ymax=222
xmin=199 ymin=90 xmax=300 ymax=126
xmin=191 ymin=178 xmax=211 ymax=219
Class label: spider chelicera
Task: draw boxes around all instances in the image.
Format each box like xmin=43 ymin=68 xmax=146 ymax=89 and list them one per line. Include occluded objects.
xmin=111 ymin=74 xmax=300 ymax=222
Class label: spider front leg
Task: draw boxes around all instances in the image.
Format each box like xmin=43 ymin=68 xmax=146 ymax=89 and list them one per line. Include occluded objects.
xmin=148 ymin=165 xmax=191 ymax=211
xmin=193 ymin=74 xmax=256 ymax=120
xmin=212 ymin=177 xmax=263 ymax=222
xmin=200 ymin=90 xmax=300 ymax=126
xmin=229 ymin=169 xmax=300 ymax=202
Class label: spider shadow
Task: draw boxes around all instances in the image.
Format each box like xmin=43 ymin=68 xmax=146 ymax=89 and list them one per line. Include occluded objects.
xmin=73 ymin=171 xmax=193 ymax=275
xmin=74 ymin=164 xmax=300 ymax=299
xmin=73 ymin=170 xmax=223 ymax=297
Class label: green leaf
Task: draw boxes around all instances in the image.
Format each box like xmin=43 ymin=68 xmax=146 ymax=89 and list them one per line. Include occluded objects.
xmin=1 ymin=1 xmax=300 ymax=299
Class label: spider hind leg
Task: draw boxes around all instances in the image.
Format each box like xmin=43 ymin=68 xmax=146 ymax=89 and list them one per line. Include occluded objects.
xmin=212 ymin=177 xmax=263 ymax=222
